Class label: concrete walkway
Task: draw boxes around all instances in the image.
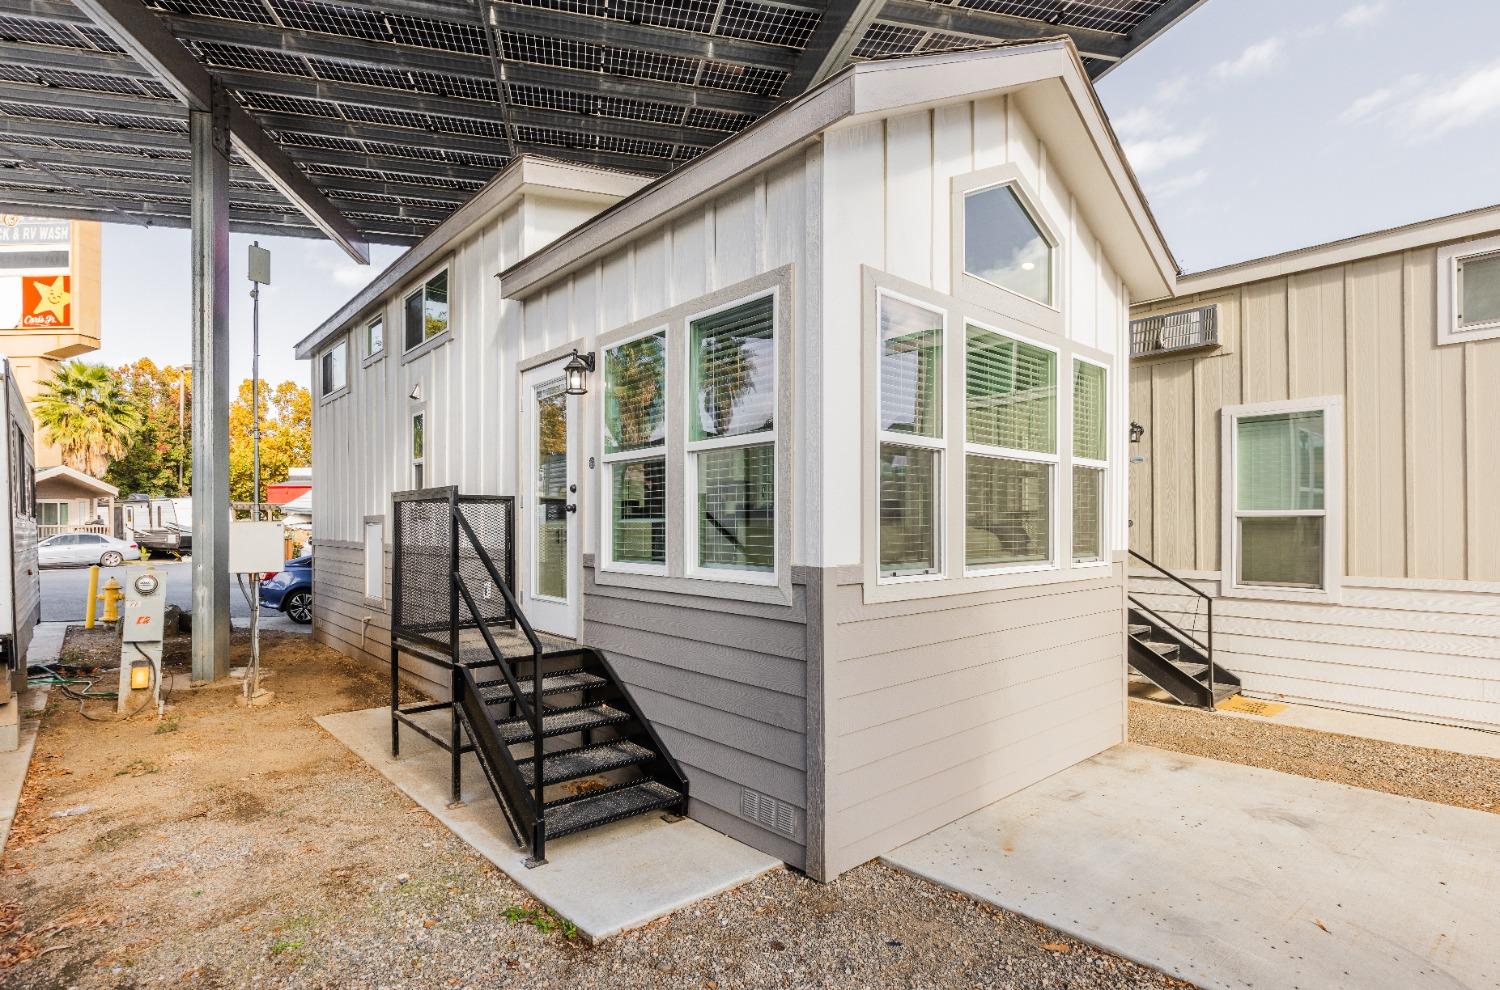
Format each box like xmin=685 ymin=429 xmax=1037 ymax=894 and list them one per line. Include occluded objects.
xmin=318 ymin=706 xmax=780 ymax=942
xmin=884 ymin=744 xmax=1499 ymax=990
xmin=1 ymin=623 xmax=64 ymax=854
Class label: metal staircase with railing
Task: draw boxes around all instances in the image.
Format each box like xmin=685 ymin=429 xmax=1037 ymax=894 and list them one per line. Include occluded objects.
xmin=388 ymin=487 xmax=688 ymax=866
xmin=1127 ymin=550 xmax=1241 ymax=709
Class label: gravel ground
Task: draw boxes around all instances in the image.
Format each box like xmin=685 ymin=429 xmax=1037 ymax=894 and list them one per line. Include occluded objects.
xmin=1129 ymin=698 xmax=1500 ymax=814
xmin=1 ymin=631 xmax=1192 ymax=990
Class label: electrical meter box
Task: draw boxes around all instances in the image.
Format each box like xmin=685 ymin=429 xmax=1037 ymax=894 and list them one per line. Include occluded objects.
xmin=122 ymin=569 xmax=167 ymax=643
xmin=229 ymin=520 xmax=286 ymax=574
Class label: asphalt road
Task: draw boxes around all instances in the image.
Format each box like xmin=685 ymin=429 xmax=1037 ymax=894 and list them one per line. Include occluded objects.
xmin=39 ymin=558 xmax=305 ymax=633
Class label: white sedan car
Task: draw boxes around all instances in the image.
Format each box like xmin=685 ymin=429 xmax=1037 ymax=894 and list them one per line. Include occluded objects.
xmin=37 ymin=533 xmax=143 ymax=568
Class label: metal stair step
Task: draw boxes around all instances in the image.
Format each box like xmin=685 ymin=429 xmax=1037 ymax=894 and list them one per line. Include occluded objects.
xmin=517 ymin=739 xmax=656 ymax=787
xmin=1143 ymin=640 xmax=1179 ymax=657
xmin=495 ymin=703 xmax=631 ymax=745
xmin=475 ymin=668 xmax=608 ymax=705
xmin=543 ymin=780 xmax=683 ymax=840
xmin=1212 ymin=683 xmax=1241 ymax=703
xmin=1128 ymin=623 xmax=1152 ymax=637
xmin=1172 ymin=659 xmax=1209 ymax=680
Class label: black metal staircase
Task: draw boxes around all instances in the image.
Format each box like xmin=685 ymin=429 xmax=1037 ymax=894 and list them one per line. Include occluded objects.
xmin=390 ymin=488 xmax=688 ymax=866
xmin=1127 ymin=550 xmax=1240 ymax=709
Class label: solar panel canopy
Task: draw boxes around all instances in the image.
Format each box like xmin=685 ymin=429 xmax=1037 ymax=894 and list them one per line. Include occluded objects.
xmin=0 ymin=0 xmax=1202 ymax=246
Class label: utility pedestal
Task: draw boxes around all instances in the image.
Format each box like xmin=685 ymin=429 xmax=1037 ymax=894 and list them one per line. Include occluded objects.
xmin=118 ymin=568 xmax=166 ymax=716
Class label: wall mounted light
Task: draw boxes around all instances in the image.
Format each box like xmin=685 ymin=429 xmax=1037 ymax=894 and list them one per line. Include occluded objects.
xmin=564 ymin=349 xmax=596 ymax=396
xmin=409 ymin=383 xmax=422 ymax=401
xmin=1129 ymin=420 xmax=1145 ymax=444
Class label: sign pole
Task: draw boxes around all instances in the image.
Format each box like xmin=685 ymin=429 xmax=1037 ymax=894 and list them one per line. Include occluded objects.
xmin=247 ymin=243 xmax=271 ymax=703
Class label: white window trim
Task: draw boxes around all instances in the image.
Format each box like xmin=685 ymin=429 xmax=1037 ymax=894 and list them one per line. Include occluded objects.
xmin=951 ymin=164 xmax=1064 ymax=336
xmin=1071 ymin=354 xmax=1111 ymax=569
xmin=683 ymin=286 xmax=780 ymax=587
xmin=318 ymin=336 xmax=350 ymax=403
xmin=1437 ymin=234 xmax=1500 ymax=345
xmin=362 ymin=516 xmax=385 ymax=605
xmin=410 ymin=408 xmax=426 ymax=489
xmin=1220 ymin=395 xmax=1343 ymax=603
xmin=861 ymin=267 xmax=1114 ymax=604
xmin=599 ymin=324 xmax=670 ymax=576
xmin=401 ymin=265 xmax=452 ymax=358
xmin=874 ymin=286 xmax=949 ymax=584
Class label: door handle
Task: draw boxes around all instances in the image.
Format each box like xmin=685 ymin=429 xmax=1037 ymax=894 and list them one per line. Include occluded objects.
xmin=565 ymin=503 xmax=577 ymax=514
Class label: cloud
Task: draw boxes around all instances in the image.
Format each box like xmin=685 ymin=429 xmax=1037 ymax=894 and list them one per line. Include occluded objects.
xmin=1213 ymin=38 xmax=1282 ymax=79
xmin=1124 ymin=131 xmax=1208 ymax=175
xmin=1146 ymin=169 xmax=1210 ymax=202
xmin=1338 ymin=74 xmax=1422 ymax=123
xmin=1339 ymin=2 xmax=1387 ymax=28
xmin=1403 ymin=60 xmax=1500 ymax=136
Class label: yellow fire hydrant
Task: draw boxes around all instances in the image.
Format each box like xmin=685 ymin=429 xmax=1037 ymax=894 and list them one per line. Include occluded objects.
xmin=99 ymin=577 xmax=124 ymax=624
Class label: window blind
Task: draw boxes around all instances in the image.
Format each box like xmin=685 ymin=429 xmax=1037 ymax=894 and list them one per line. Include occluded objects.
xmin=880 ymin=296 xmax=943 ymax=437
xmin=1236 ymin=411 xmax=1324 ymax=511
xmin=879 ymin=444 xmax=939 ymax=574
xmin=1073 ymin=360 xmax=1106 ymax=461
xmin=697 ymin=444 xmax=774 ymax=572
xmin=605 ymin=332 xmax=667 ymax=454
xmin=965 ymin=325 xmax=1056 ymax=452
xmin=691 ymin=296 xmax=774 ymax=440
xmin=1240 ymin=517 xmax=1322 ymax=588
xmin=612 ymin=458 xmax=666 ymax=565
xmin=966 ymin=454 xmax=1050 ymax=567
xmin=1072 ymin=465 xmax=1103 ymax=563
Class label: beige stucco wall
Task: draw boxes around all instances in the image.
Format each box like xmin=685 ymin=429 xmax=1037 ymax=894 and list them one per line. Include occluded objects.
xmin=1130 ymin=244 xmax=1500 ymax=583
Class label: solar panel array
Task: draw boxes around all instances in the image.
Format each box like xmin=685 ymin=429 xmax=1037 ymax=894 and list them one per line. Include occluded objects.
xmin=0 ymin=0 xmax=1189 ymax=244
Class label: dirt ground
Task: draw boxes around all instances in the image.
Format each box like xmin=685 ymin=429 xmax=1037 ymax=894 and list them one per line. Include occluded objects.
xmin=2 ymin=632 xmax=1190 ymax=990
xmin=1129 ymin=698 xmax=1500 ymax=814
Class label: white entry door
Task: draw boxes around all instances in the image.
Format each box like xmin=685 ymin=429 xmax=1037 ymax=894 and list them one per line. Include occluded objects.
xmin=521 ymin=366 xmax=580 ymax=638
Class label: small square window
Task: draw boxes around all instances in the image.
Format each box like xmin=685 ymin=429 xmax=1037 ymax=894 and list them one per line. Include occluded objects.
xmin=404 ymin=270 xmax=449 ymax=352
xmin=963 ymin=184 xmax=1053 ymax=306
xmin=366 ymin=317 xmax=384 ymax=357
xmin=1458 ymin=251 xmax=1500 ymax=331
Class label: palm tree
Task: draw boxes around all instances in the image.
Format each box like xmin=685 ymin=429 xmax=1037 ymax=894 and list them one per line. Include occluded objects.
xmin=33 ymin=360 xmax=142 ymax=476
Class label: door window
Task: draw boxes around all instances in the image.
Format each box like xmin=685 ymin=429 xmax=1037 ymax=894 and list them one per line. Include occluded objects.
xmin=534 ymin=380 xmax=569 ymax=600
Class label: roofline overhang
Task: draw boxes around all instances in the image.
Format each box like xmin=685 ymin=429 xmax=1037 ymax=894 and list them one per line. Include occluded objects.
xmin=1158 ymin=201 xmax=1500 ymax=300
xmin=294 ymin=155 xmax=651 ymax=359
xmin=36 ymin=464 xmax=120 ymax=497
xmin=499 ymin=40 xmax=1179 ymax=302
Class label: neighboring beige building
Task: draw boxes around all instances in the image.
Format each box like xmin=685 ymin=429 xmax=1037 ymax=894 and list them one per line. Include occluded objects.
xmin=1128 ymin=204 xmax=1500 ymax=730
xmin=34 ymin=465 xmax=116 ymax=539
xmin=0 ymin=216 xmax=104 ymax=468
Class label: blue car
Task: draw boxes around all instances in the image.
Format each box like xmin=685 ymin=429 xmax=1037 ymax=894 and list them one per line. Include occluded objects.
xmin=259 ymin=554 xmax=313 ymax=624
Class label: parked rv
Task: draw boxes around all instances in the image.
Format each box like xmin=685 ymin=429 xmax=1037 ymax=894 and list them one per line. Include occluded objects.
xmin=119 ymin=493 xmax=193 ymax=556
xmin=1 ymin=358 xmax=39 ymax=705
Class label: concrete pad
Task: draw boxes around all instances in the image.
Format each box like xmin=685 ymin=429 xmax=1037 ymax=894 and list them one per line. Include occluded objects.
xmin=0 ymin=689 xmax=46 ymax=855
xmin=26 ymin=622 xmax=66 ymax=665
xmin=317 ymin=706 xmax=780 ymax=942
xmin=884 ymin=744 xmax=1500 ymax=990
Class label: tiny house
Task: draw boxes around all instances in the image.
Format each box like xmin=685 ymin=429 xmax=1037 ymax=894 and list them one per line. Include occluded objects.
xmin=1129 ymin=205 xmax=1500 ymax=730
xmin=297 ymin=42 xmax=1176 ymax=879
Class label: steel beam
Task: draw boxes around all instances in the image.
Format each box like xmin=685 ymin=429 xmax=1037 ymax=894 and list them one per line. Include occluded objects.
xmin=877 ymin=0 xmax=1133 ymax=61
xmin=71 ymin=0 xmax=371 ymax=263
xmin=781 ymin=0 xmax=885 ymax=97
xmin=1093 ymin=0 xmax=1209 ymax=79
xmin=189 ymin=96 xmax=230 ymax=684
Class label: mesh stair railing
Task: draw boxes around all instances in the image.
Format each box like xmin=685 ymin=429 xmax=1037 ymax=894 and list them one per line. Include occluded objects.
xmin=1126 ymin=550 xmax=1241 ymax=709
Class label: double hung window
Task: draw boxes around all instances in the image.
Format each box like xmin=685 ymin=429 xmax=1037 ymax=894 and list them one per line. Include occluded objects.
xmin=602 ymin=330 xmax=668 ymax=570
xmin=877 ymin=292 xmax=945 ymax=577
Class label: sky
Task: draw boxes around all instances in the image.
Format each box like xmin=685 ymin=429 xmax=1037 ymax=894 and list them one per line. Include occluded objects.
xmin=92 ymin=0 xmax=1500 ymax=385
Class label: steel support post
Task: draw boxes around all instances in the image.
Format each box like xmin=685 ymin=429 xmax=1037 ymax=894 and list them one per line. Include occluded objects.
xmin=190 ymin=92 xmax=232 ymax=683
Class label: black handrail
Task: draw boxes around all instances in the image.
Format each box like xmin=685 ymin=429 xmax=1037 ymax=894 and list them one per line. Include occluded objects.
xmin=1128 ymin=549 xmax=1216 ymax=705
xmin=455 ymin=507 xmax=547 ymax=858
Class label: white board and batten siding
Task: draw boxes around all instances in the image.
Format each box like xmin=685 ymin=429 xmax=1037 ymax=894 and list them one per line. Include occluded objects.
xmin=309 ymin=189 xmax=607 ymax=688
xmin=1131 ymin=241 xmax=1500 ymax=729
xmin=818 ymin=93 xmax=1134 ymax=877
xmin=516 ymin=151 xmax=823 ymax=869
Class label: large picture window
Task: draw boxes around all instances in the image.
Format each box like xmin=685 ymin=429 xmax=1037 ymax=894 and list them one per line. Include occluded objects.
xmin=403 ymin=269 xmax=449 ymax=352
xmin=878 ymin=292 xmax=945 ymax=577
xmin=964 ymin=323 xmax=1056 ymax=571
xmin=688 ymin=295 xmax=776 ymax=577
xmin=602 ymin=329 xmax=667 ymax=570
xmin=1223 ymin=398 xmax=1342 ymax=598
xmin=1072 ymin=359 xmax=1108 ymax=564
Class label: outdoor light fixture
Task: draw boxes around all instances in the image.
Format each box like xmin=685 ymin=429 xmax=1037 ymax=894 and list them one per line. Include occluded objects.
xmin=1129 ymin=421 xmax=1145 ymax=444
xmin=409 ymin=383 xmax=422 ymax=401
xmin=564 ymin=349 xmax=596 ymax=396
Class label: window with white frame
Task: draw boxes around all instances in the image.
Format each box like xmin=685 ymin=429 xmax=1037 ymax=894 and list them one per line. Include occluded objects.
xmin=403 ymin=269 xmax=449 ymax=352
xmin=877 ymin=291 xmax=945 ymax=577
xmin=963 ymin=182 xmax=1055 ymax=306
xmin=39 ymin=500 xmax=68 ymax=527
xmin=1072 ymin=358 xmax=1108 ymax=564
xmin=320 ymin=338 xmax=347 ymax=397
xmin=366 ymin=316 xmax=384 ymax=358
xmin=363 ymin=519 xmax=383 ymax=600
xmin=688 ymin=295 xmax=776 ymax=577
xmin=1224 ymin=399 xmax=1341 ymax=595
xmin=410 ymin=411 xmax=425 ymax=488
xmin=964 ymin=323 xmax=1057 ymax=571
xmin=602 ymin=329 xmax=668 ymax=570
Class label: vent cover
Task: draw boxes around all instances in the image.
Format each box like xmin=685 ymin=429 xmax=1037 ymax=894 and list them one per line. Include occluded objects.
xmin=740 ymin=788 xmax=796 ymax=837
xmin=1130 ymin=304 xmax=1220 ymax=357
